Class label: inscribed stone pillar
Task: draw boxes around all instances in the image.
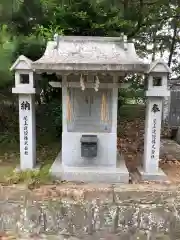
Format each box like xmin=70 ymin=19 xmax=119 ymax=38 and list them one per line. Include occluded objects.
xmin=19 ymin=94 xmax=36 ymax=170
xmin=143 ymin=97 xmax=162 ymax=173
xmin=10 ymin=55 xmax=37 ymax=170
xmin=140 ymin=59 xmax=171 ymax=180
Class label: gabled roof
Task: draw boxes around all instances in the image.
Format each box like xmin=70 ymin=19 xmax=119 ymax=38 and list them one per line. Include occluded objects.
xmin=147 ymin=59 xmax=172 ymax=74
xmin=10 ymin=55 xmax=33 ymax=71
xmin=32 ymin=36 xmax=149 ymax=73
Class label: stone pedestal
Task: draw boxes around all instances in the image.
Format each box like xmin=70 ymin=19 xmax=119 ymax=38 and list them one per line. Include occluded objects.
xmin=18 ymin=94 xmax=36 ymax=170
xmin=50 ymin=151 xmax=129 ymax=183
xmin=61 ymin=132 xmax=117 ymax=167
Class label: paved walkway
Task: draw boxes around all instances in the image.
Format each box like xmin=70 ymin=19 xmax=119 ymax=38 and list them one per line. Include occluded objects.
xmin=161 ymin=138 xmax=180 ymax=160
xmin=160 ymin=139 xmax=180 ymax=182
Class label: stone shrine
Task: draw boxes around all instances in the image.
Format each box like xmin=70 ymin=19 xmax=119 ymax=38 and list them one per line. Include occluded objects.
xmin=10 ymin=35 xmax=171 ymax=182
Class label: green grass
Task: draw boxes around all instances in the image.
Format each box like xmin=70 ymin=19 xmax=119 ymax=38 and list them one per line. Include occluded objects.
xmin=4 ymin=164 xmax=53 ymax=187
xmin=0 ymin=140 xmax=60 ymax=186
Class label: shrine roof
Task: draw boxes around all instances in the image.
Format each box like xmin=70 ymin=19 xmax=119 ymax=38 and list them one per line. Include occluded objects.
xmin=32 ymin=36 xmax=149 ymax=73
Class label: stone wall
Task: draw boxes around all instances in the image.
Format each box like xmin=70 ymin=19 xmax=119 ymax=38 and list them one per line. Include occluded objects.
xmin=162 ymin=96 xmax=170 ymax=123
xmin=1 ymin=184 xmax=180 ymax=239
xmin=164 ymin=79 xmax=180 ymax=126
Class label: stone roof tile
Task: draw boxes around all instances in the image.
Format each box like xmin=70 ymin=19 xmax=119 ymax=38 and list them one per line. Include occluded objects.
xmin=32 ymin=36 xmax=149 ymax=72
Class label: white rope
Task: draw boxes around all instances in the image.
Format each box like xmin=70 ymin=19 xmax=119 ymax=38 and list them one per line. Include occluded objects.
xmin=80 ymin=74 xmax=85 ymax=91
xmin=94 ymin=75 xmax=100 ymax=92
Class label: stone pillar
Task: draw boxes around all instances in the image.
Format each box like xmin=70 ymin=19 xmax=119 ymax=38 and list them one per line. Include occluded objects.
xmin=62 ymin=75 xmax=68 ymax=132
xmin=19 ymin=94 xmax=36 ymax=169
xmin=12 ymin=71 xmax=36 ymax=170
xmin=140 ymin=59 xmax=171 ymax=181
xmin=143 ymin=97 xmax=163 ymax=174
xmin=112 ymin=76 xmax=118 ymax=134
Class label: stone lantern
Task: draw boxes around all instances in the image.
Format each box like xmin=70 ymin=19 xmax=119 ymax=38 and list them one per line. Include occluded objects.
xmin=140 ymin=59 xmax=171 ymax=180
xmin=11 ymin=55 xmax=36 ymax=170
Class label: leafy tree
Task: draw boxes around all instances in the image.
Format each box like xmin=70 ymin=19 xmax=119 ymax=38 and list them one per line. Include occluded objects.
xmin=0 ymin=0 xmax=23 ymax=22
xmin=1 ymin=0 xmax=180 ymax=82
xmin=0 ymin=25 xmax=16 ymax=88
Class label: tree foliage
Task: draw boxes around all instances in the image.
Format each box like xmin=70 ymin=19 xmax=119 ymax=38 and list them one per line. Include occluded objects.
xmin=0 ymin=0 xmax=180 ymax=88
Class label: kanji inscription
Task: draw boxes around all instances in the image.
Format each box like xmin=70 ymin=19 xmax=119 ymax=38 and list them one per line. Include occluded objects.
xmin=23 ymin=116 xmax=28 ymax=155
xmin=151 ymin=118 xmax=157 ymax=159
xmin=152 ymin=104 xmax=160 ymax=113
xmin=21 ymin=101 xmax=30 ymax=111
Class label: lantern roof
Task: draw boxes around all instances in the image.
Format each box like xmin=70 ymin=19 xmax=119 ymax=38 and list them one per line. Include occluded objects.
xmin=147 ymin=59 xmax=172 ymax=74
xmin=10 ymin=55 xmax=33 ymax=71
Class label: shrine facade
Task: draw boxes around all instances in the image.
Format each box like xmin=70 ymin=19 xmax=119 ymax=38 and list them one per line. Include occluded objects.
xmin=10 ymin=35 xmax=171 ymax=182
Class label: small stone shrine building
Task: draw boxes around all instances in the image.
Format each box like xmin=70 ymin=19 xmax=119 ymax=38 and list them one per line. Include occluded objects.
xmin=10 ymin=35 xmax=171 ymax=183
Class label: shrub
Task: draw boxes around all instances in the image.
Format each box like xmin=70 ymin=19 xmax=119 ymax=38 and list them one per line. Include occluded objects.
xmin=13 ymin=34 xmax=46 ymax=62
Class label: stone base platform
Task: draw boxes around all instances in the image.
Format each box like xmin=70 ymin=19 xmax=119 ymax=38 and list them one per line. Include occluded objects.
xmin=139 ymin=167 xmax=167 ymax=181
xmin=50 ymin=152 xmax=129 ymax=183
